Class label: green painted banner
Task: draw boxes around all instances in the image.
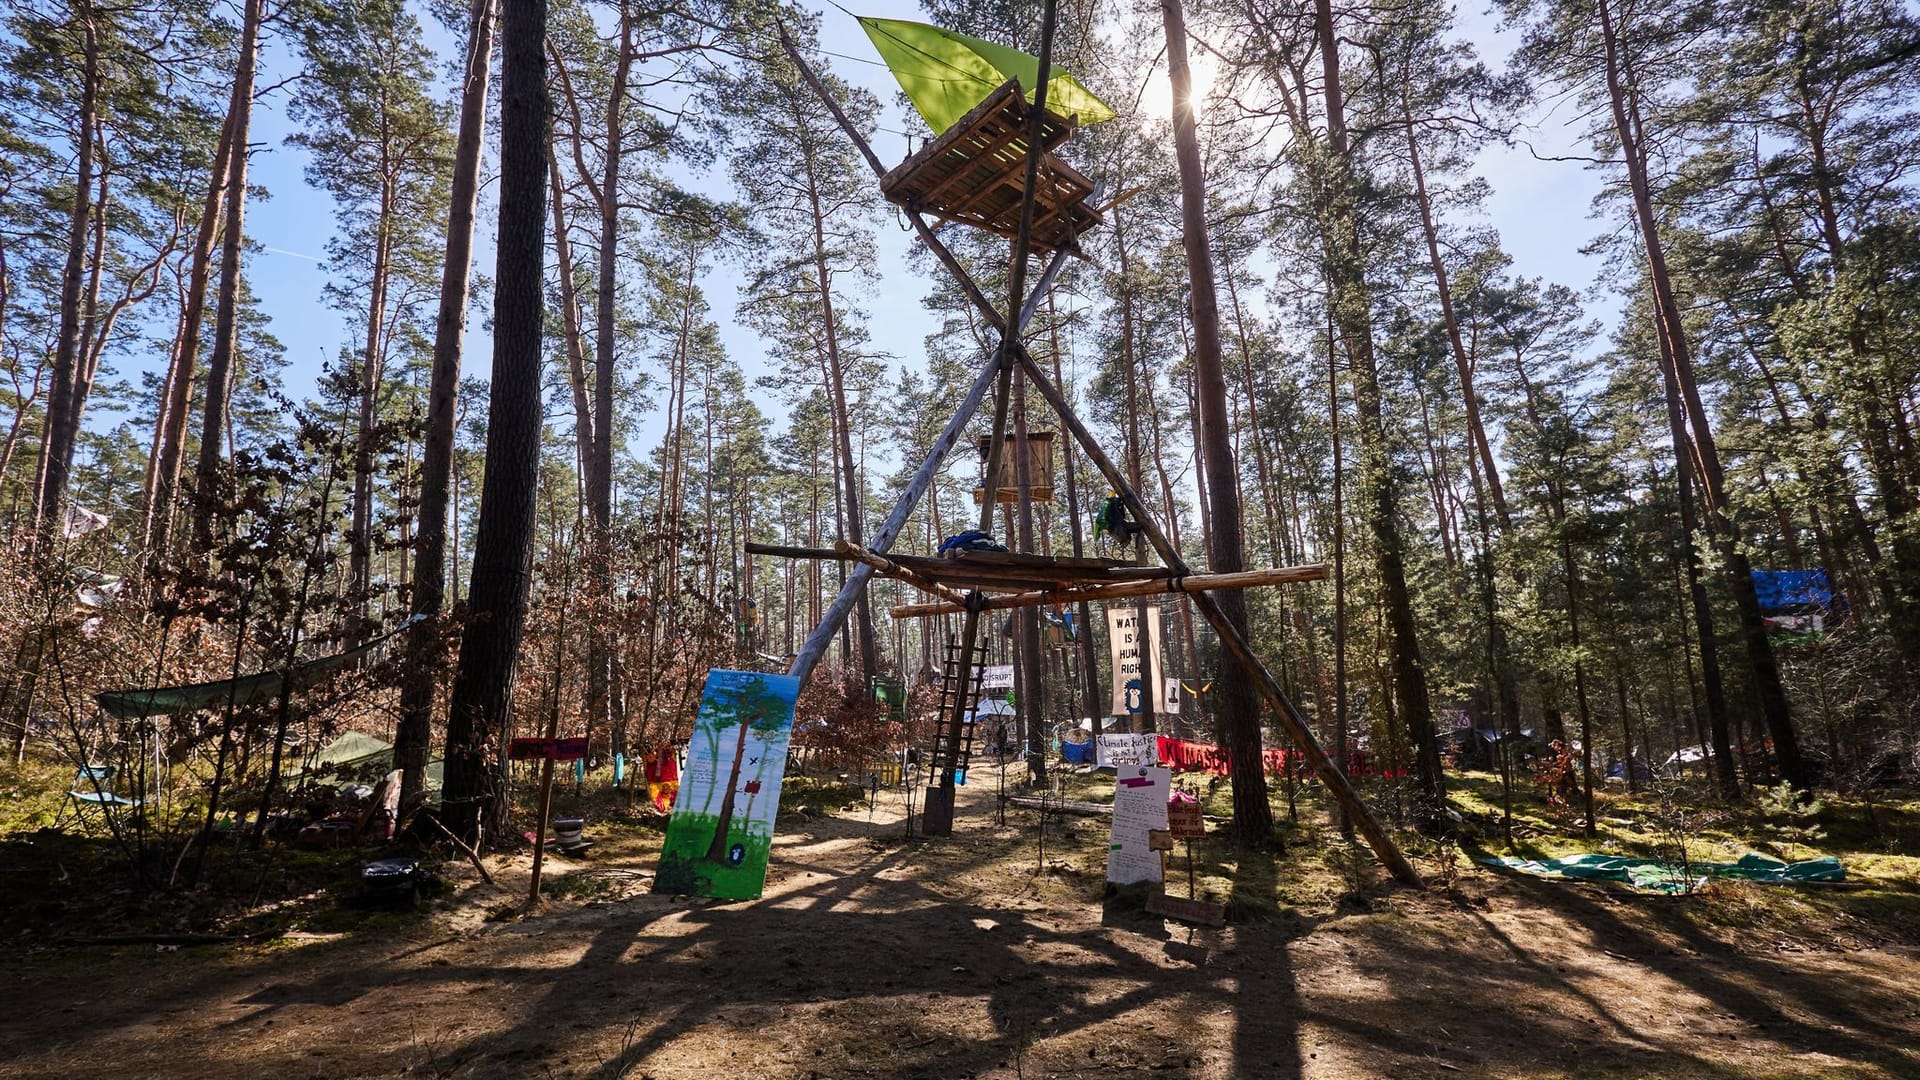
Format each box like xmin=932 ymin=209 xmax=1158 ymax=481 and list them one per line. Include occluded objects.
xmin=653 ymin=670 xmax=800 ymax=901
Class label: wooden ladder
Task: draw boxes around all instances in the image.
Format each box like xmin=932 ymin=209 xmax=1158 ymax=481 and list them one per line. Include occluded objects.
xmin=927 ymin=637 xmax=988 ymax=789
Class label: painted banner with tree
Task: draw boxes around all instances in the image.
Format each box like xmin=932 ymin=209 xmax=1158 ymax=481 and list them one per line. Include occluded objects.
xmin=653 ymin=669 xmax=800 ymax=900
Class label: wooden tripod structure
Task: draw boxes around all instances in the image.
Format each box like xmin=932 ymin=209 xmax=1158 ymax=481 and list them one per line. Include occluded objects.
xmin=772 ymin=19 xmax=1422 ymax=887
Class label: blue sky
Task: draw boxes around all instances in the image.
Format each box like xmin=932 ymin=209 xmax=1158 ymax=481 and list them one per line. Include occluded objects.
xmin=221 ymin=0 xmax=1609 ymax=468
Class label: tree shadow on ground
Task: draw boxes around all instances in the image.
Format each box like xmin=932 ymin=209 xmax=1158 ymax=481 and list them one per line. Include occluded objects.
xmin=3 ymin=796 xmax=1919 ymax=1079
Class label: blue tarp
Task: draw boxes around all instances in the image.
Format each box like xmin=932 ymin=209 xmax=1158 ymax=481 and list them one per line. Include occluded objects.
xmin=1752 ymin=570 xmax=1832 ymax=613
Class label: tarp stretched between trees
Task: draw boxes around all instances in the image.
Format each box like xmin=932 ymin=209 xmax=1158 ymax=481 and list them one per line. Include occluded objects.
xmin=1480 ymin=852 xmax=1845 ymax=894
xmin=95 ymin=624 xmax=406 ymax=719
xmin=858 ymin=16 xmax=1115 ymax=133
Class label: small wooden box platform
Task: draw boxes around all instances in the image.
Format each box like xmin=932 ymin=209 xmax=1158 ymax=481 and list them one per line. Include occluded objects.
xmin=881 ymin=79 xmax=1102 ymax=255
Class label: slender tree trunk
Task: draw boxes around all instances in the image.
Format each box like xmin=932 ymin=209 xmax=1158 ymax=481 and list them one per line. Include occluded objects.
xmin=146 ymin=115 xmax=236 ymax=556
xmin=33 ymin=10 xmax=99 ymax=544
xmin=801 ymin=156 xmax=878 ymax=685
xmin=1596 ymin=0 xmax=1805 ymax=791
xmin=1163 ymin=0 xmax=1271 ymax=846
xmin=548 ymin=149 xmax=594 ymax=475
xmin=1328 ymin=305 xmax=1352 ymax=837
xmin=585 ymin=2 xmax=633 ymax=771
xmin=190 ymin=0 xmax=264 ymax=552
xmin=349 ymin=181 xmax=395 ymax=640
xmin=1048 ymin=297 xmax=1102 ymax=723
xmin=440 ymin=0 xmax=547 ymax=846
xmin=397 ymin=0 xmax=495 ymax=816
xmin=1314 ymin=0 xmax=1444 ymax=827
xmin=1112 ymin=200 xmax=1155 ymax=735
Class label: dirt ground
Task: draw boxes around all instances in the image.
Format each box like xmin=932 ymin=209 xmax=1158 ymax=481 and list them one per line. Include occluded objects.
xmin=3 ymin=766 xmax=1917 ymax=1080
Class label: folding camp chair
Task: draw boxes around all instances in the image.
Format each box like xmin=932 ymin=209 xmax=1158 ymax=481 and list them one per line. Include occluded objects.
xmin=57 ymin=764 xmax=142 ymax=831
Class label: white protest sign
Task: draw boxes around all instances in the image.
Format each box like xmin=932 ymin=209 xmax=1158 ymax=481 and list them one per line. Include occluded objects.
xmin=1106 ymin=606 xmax=1178 ymax=716
xmin=975 ymin=664 xmax=1014 ymax=692
xmin=1105 ymin=765 xmax=1171 ymax=885
xmin=1096 ymin=733 xmax=1158 ymax=768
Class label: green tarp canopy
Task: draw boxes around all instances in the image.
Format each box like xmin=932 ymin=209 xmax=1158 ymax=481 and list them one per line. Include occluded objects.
xmin=1481 ymin=852 xmax=1845 ymax=894
xmin=858 ymin=16 xmax=1115 ymax=134
xmin=94 ymin=623 xmax=406 ymax=719
xmin=288 ymin=731 xmax=443 ymax=791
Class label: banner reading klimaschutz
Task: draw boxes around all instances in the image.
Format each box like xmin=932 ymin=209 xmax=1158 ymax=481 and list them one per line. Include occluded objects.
xmin=653 ymin=670 xmax=800 ymax=900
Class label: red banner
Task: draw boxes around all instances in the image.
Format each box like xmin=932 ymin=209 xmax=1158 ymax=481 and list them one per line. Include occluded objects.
xmin=1153 ymin=736 xmax=1399 ymax=779
xmin=508 ymin=736 xmax=589 ymax=761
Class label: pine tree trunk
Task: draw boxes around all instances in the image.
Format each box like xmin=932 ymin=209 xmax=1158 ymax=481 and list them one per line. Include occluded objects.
xmin=145 ymin=115 xmax=235 ymax=557
xmin=190 ymin=0 xmax=264 ymax=552
xmin=1163 ymin=0 xmax=1272 ymax=847
xmin=802 ymin=160 xmax=878 ymax=685
xmin=33 ymin=11 xmax=99 ymax=544
xmin=1048 ymin=298 xmax=1103 ymax=724
xmin=586 ymin=2 xmax=632 ymax=769
xmin=349 ymin=192 xmax=395 ymax=640
xmin=396 ymin=0 xmax=494 ymax=816
xmin=1314 ymin=0 xmax=1445 ymax=827
xmin=1595 ymin=0 xmax=1806 ymax=792
xmin=440 ymin=0 xmax=547 ymax=846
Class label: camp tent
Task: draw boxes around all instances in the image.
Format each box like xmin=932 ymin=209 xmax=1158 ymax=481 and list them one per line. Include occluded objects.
xmin=289 ymin=732 xmax=443 ymax=792
xmin=859 ymin=17 xmax=1114 ymax=134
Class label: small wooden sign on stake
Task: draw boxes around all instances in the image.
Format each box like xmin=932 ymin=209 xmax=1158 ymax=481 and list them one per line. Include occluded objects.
xmin=1150 ymin=789 xmax=1225 ymax=927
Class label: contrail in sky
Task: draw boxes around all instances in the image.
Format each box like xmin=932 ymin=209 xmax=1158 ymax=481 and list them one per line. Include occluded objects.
xmin=262 ymin=246 xmax=322 ymax=262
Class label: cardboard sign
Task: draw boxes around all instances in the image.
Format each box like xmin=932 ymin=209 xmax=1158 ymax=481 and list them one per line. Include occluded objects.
xmin=1148 ymin=828 xmax=1174 ymax=852
xmin=1147 ymin=891 xmax=1227 ymax=927
xmin=1105 ymin=765 xmax=1170 ymax=885
xmin=1167 ymin=797 xmax=1206 ymax=839
xmin=509 ymin=736 xmax=589 ymax=761
xmin=1097 ymin=733 xmax=1157 ymax=768
xmin=653 ymin=670 xmax=800 ymax=901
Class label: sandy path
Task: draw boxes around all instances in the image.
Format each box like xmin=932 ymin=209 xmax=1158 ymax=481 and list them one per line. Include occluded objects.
xmin=2 ymin=765 xmax=1915 ymax=1079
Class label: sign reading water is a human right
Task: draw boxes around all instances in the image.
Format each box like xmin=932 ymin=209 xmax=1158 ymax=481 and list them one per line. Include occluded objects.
xmin=1106 ymin=765 xmax=1171 ymax=886
xmin=1106 ymin=606 xmax=1179 ymax=717
xmin=653 ymin=670 xmax=800 ymax=901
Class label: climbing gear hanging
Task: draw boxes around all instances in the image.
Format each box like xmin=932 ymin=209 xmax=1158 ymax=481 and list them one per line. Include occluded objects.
xmin=1094 ymin=493 xmax=1139 ymax=544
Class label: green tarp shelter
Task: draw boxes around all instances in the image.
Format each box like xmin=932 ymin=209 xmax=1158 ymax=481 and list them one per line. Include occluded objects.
xmin=95 ymin=624 xmax=406 ymax=719
xmin=289 ymin=731 xmax=443 ymax=791
xmin=858 ymin=16 xmax=1115 ymax=134
xmin=1481 ymin=852 xmax=1845 ymax=894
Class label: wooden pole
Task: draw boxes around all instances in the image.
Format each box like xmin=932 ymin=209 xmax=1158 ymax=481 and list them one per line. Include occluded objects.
xmin=1011 ymin=343 xmax=1425 ymax=887
xmin=834 ymin=541 xmax=971 ymax=608
xmin=887 ymin=563 xmax=1331 ymax=618
xmin=527 ymin=748 xmax=557 ymax=905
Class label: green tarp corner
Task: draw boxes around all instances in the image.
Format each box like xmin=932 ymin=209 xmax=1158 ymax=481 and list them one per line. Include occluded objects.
xmin=858 ymin=16 xmax=1115 ymax=134
xmin=1480 ymin=852 xmax=1845 ymax=894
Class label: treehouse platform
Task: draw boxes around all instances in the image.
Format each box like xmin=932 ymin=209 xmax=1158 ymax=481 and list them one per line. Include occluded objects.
xmin=880 ymin=79 xmax=1102 ymax=256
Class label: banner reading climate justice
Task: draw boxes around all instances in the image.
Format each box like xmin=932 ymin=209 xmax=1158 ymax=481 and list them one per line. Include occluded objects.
xmin=1106 ymin=605 xmax=1178 ymax=717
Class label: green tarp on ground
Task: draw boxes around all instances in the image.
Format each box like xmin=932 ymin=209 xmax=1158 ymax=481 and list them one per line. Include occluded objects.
xmin=859 ymin=16 xmax=1115 ymax=134
xmin=1480 ymin=852 xmax=1845 ymax=894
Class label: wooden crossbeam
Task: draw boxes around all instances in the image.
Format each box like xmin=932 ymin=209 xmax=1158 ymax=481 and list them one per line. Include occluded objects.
xmin=833 ymin=542 xmax=971 ymax=609
xmin=887 ymin=563 xmax=1331 ymax=618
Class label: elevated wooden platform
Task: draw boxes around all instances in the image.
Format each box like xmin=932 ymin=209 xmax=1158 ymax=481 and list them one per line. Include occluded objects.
xmin=880 ymin=79 xmax=1102 ymax=255
xmin=742 ymin=541 xmax=1329 ymax=618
